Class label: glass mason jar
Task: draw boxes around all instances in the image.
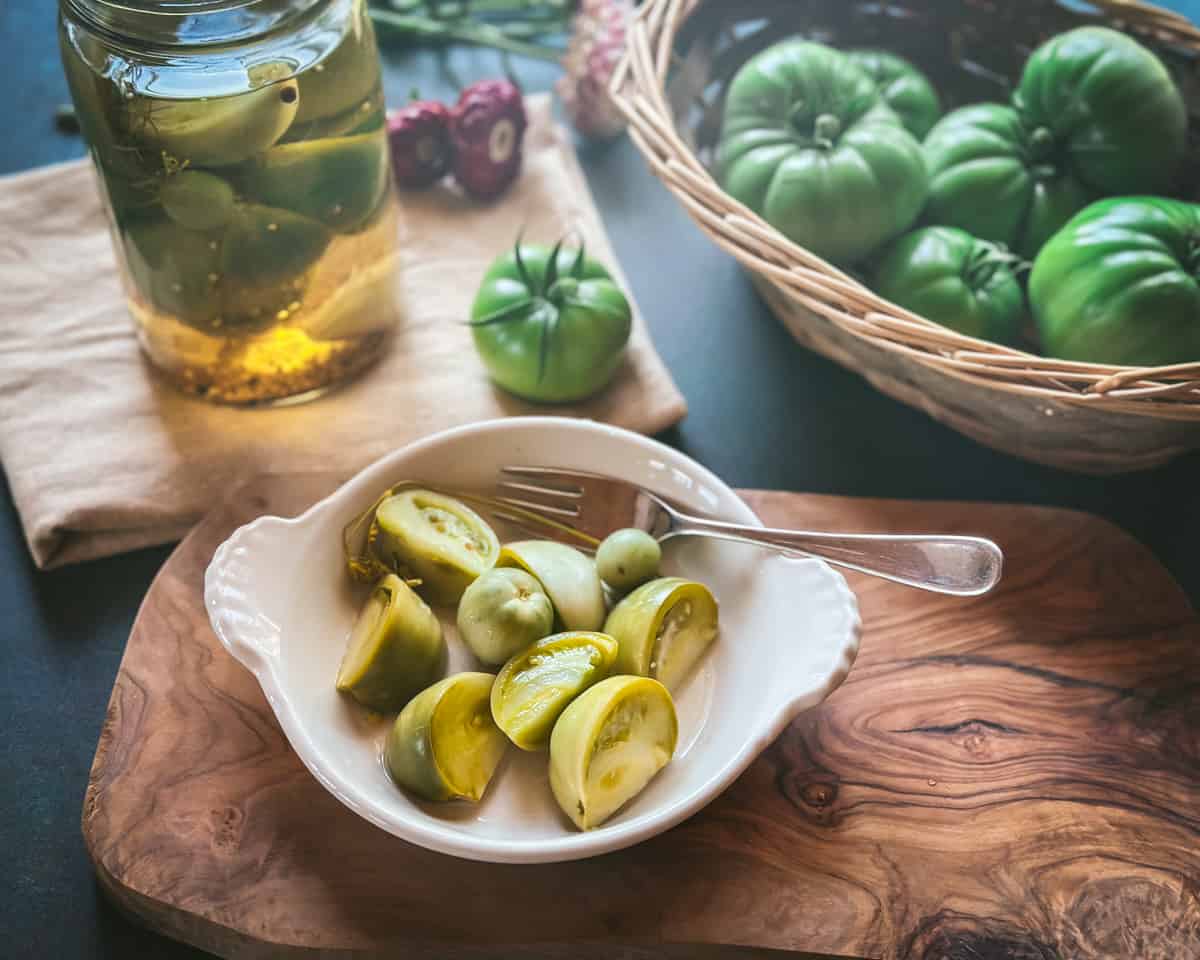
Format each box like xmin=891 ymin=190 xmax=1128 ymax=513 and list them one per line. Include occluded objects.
xmin=59 ymin=0 xmax=402 ymax=405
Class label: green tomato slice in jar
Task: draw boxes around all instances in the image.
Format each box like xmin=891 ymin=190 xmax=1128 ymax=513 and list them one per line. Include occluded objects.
xmin=123 ymin=219 xmax=222 ymax=325
xmin=490 ymin=631 xmax=618 ymax=751
xmin=220 ymin=203 xmax=332 ymax=286
xmin=457 ymin=568 xmax=555 ymax=666
xmin=604 ymin=577 xmax=718 ymax=692
xmin=371 ymin=490 xmax=500 ymax=606
xmin=497 ymin=540 xmax=605 ymax=632
xmin=240 ymin=133 xmax=390 ymax=234
xmin=159 ymin=170 xmax=237 ymax=232
xmin=385 ymin=672 xmax=507 ymax=803
xmin=335 ymin=574 xmax=446 ymax=713
xmin=549 ymin=675 xmax=677 ymax=830
xmin=129 ymin=77 xmax=300 ymax=167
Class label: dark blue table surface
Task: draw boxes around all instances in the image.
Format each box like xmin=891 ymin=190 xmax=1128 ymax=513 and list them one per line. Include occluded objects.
xmin=3 ymin=2 xmax=1200 ymax=957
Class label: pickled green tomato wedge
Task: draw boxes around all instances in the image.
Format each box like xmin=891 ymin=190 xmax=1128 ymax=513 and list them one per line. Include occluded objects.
xmin=133 ymin=78 xmax=300 ymax=166
xmin=595 ymin=529 xmax=661 ymax=593
xmin=372 ymin=490 xmax=500 ymax=606
xmin=385 ymin=673 xmax=507 ymax=802
xmin=604 ymin=577 xmax=719 ymax=692
xmin=159 ymin=170 xmax=236 ymax=232
xmin=290 ymin=4 xmax=382 ymax=132
xmin=457 ymin=568 xmax=554 ymax=666
xmin=497 ymin=541 xmax=605 ymax=632
xmin=220 ymin=204 xmax=332 ymax=286
xmin=490 ymin=632 xmax=619 ymax=750
xmin=549 ymin=675 xmax=677 ymax=830
xmin=241 ymin=133 xmax=390 ymax=233
xmin=123 ymin=220 xmax=221 ymax=324
xmin=335 ymin=574 xmax=446 ymax=713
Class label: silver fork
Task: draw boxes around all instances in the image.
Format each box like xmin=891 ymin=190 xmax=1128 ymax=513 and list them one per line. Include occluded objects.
xmin=491 ymin=466 xmax=1003 ymax=597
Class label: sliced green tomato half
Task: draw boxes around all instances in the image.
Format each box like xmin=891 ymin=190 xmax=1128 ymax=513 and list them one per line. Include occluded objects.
xmin=240 ymin=132 xmax=390 ymax=233
xmin=549 ymin=675 xmax=677 ymax=830
xmin=372 ymin=489 xmax=500 ymax=606
xmin=604 ymin=577 xmax=719 ymax=692
xmin=497 ymin=541 xmax=605 ymax=632
xmin=335 ymin=574 xmax=446 ymax=713
xmin=134 ymin=78 xmax=300 ymax=166
xmin=385 ymin=672 xmax=507 ymax=802
xmin=490 ymin=631 xmax=619 ymax=751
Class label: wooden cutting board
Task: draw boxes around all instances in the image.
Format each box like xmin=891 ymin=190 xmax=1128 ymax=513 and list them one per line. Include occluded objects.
xmin=82 ymin=476 xmax=1200 ymax=960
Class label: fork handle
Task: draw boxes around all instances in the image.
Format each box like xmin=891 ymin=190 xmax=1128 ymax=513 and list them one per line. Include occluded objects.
xmin=667 ymin=516 xmax=1003 ymax=596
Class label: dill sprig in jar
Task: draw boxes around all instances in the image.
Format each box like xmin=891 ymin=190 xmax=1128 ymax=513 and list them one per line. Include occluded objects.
xmin=59 ymin=0 xmax=402 ymax=404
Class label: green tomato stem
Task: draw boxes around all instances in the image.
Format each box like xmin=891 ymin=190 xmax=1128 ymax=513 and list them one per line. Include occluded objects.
xmin=468 ymin=297 xmax=537 ymax=326
xmin=379 ymin=0 xmax=570 ymax=18
xmin=548 ymin=276 xmax=579 ymax=302
xmin=965 ymin=242 xmax=1030 ymax=288
xmin=813 ymin=113 xmax=842 ymax=143
xmin=369 ymin=8 xmax=564 ymax=61
xmin=1027 ymin=126 xmax=1056 ymax=164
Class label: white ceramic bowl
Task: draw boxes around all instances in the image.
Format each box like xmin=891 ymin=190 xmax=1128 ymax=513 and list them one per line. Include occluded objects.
xmin=204 ymin=417 xmax=860 ymax=863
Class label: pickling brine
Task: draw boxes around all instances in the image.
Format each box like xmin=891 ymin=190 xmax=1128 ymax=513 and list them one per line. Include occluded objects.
xmin=59 ymin=0 xmax=402 ymax=404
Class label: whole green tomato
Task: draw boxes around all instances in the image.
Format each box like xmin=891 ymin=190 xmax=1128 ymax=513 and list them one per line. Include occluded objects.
xmin=1015 ymin=27 xmax=1185 ymax=197
xmin=595 ymin=528 xmax=661 ymax=593
xmin=847 ymin=49 xmax=941 ymax=140
xmin=1029 ymin=197 xmax=1200 ymax=366
xmin=717 ymin=40 xmax=927 ymax=264
xmin=923 ymin=104 xmax=1096 ymax=258
xmin=470 ymin=240 xmax=632 ymax=403
xmin=873 ymin=226 xmax=1026 ymax=345
xmin=924 ymin=27 xmax=1185 ymax=257
xmin=457 ymin=568 xmax=554 ymax=666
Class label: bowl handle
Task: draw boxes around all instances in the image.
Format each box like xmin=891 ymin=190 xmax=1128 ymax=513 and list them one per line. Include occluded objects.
xmin=203 ymin=515 xmax=301 ymax=673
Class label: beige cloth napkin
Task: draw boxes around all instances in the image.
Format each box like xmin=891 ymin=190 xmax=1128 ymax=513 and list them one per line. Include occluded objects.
xmin=0 ymin=95 xmax=686 ymax=568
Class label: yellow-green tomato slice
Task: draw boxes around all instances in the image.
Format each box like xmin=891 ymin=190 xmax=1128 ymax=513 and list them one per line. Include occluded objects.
xmin=457 ymin=568 xmax=554 ymax=666
xmin=384 ymin=672 xmax=507 ymax=802
xmin=490 ymin=631 xmax=619 ymax=751
xmin=497 ymin=541 xmax=605 ymax=632
xmin=372 ymin=490 xmax=500 ymax=606
xmin=335 ymin=574 xmax=446 ymax=713
xmin=604 ymin=577 xmax=719 ymax=692
xmin=549 ymin=675 xmax=677 ymax=830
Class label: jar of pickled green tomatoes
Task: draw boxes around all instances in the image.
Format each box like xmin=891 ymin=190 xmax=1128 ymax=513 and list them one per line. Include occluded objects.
xmin=59 ymin=0 xmax=402 ymax=405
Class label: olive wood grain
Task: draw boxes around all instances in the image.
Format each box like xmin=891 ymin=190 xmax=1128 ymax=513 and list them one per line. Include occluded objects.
xmin=82 ymin=475 xmax=1200 ymax=959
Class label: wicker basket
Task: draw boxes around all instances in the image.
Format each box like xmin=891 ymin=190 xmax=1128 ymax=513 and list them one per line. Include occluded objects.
xmin=611 ymin=0 xmax=1200 ymax=473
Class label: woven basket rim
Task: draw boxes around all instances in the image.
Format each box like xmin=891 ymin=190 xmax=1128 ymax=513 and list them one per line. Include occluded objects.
xmin=609 ymin=0 xmax=1200 ymax=418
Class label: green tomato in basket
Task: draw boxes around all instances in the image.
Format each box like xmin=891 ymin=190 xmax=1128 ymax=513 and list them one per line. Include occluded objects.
xmin=1029 ymin=197 xmax=1200 ymax=367
xmin=923 ymin=104 xmax=1095 ymax=259
xmin=470 ymin=239 xmax=632 ymax=403
xmin=924 ymin=27 xmax=1185 ymax=258
xmin=873 ymin=227 xmax=1025 ymax=346
xmin=716 ymin=40 xmax=927 ymax=264
xmin=846 ymin=49 xmax=941 ymax=140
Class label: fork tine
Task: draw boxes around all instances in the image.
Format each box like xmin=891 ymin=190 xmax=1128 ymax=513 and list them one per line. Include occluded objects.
xmin=496 ymin=479 xmax=582 ymax=501
xmin=500 ymin=465 xmax=587 ymax=493
xmin=493 ymin=495 xmax=579 ymax=519
xmin=490 ymin=510 xmax=596 ymax=553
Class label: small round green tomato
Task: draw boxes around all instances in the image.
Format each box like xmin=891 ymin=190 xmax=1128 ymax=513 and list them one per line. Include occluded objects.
xmin=596 ymin=528 xmax=661 ymax=592
xmin=470 ymin=242 xmax=632 ymax=403
xmin=457 ymin=568 xmax=554 ymax=666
